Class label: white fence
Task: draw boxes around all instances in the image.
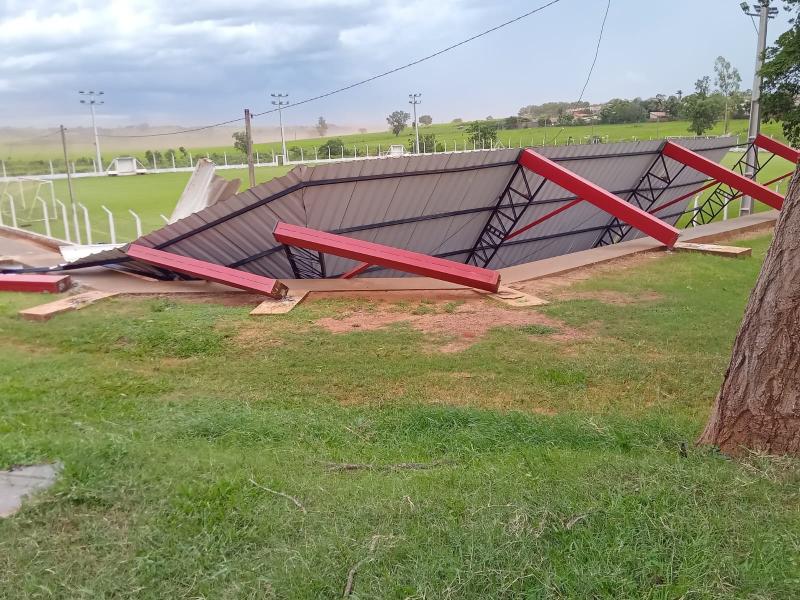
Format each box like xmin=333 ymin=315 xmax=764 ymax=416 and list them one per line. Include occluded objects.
xmin=0 ymin=176 xmax=149 ymax=245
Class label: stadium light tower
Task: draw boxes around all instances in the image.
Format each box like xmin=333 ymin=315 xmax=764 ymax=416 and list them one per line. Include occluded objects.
xmin=409 ymin=93 xmax=422 ymax=153
xmin=739 ymin=1 xmax=778 ymax=216
xmin=79 ymin=90 xmax=104 ymax=173
xmin=271 ymin=93 xmax=289 ymax=164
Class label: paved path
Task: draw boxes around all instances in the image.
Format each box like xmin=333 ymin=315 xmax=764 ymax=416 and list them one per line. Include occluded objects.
xmin=0 ymin=463 xmax=60 ymax=517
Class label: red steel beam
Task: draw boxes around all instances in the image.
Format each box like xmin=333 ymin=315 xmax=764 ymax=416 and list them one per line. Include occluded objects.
xmin=126 ymin=244 xmax=287 ymax=298
xmin=517 ymin=149 xmax=680 ymax=247
xmin=340 ymin=262 xmax=371 ymax=279
xmin=754 ymin=134 xmax=800 ymax=164
xmin=273 ymin=222 xmax=501 ymax=292
xmin=0 ymin=274 xmax=71 ymax=293
xmin=504 ymin=198 xmax=583 ymax=241
xmin=653 ymin=170 xmax=794 ymax=216
xmin=662 ymin=141 xmax=784 ymax=210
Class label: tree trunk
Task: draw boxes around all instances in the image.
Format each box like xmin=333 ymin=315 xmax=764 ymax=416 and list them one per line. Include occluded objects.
xmin=698 ymin=167 xmax=800 ymax=455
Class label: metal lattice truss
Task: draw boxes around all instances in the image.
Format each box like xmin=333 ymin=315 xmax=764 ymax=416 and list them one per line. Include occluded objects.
xmin=465 ymin=166 xmax=547 ymax=268
xmin=284 ymin=245 xmax=326 ymax=279
xmin=686 ymin=140 xmax=774 ymax=226
xmin=594 ymin=145 xmax=686 ymax=247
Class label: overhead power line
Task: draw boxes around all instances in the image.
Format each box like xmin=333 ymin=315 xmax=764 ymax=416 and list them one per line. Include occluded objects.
xmin=548 ymin=0 xmax=611 ymax=145
xmin=100 ymin=0 xmax=566 ymax=139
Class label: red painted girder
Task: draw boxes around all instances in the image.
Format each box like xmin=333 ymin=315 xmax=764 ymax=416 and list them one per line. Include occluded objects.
xmin=517 ymin=149 xmax=680 ymax=247
xmin=126 ymin=244 xmax=287 ymax=298
xmin=0 ymin=274 xmax=71 ymax=293
xmin=754 ymin=134 xmax=800 ymax=164
xmin=505 ymin=198 xmax=583 ymax=241
xmin=340 ymin=262 xmax=371 ymax=279
xmin=273 ymin=222 xmax=501 ymax=292
xmin=662 ymin=141 xmax=784 ymax=210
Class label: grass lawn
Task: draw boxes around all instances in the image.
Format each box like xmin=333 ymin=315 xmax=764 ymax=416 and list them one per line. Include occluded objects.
xmin=1 ymin=234 xmax=798 ymax=598
xmin=2 ymin=119 xmax=786 ymax=170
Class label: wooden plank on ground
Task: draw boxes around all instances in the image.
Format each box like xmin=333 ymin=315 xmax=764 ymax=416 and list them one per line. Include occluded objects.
xmin=250 ymin=291 xmax=309 ymax=315
xmin=673 ymin=242 xmax=751 ymax=258
xmin=480 ymin=286 xmax=549 ymax=307
xmin=19 ymin=291 xmax=118 ymax=321
xmin=0 ymin=274 xmax=71 ymax=293
xmin=126 ymin=244 xmax=288 ymax=298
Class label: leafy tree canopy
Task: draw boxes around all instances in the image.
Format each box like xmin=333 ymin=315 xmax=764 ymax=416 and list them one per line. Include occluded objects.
xmin=386 ymin=110 xmax=410 ymax=136
xmin=761 ymin=1 xmax=800 ymax=145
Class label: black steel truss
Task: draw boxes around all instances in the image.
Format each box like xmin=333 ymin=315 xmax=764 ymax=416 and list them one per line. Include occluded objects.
xmin=594 ymin=146 xmax=686 ymax=247
xmin=464 ymin=166 xmax=547 ymax=268
xmin=685 ymin=141 xmax=775 ymax=226
xmin=284 ymin=245 xmax=326 ymax=278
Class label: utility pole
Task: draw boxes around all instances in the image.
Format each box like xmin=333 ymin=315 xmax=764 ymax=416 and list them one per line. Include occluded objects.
xmin=59 ymin=125 xmax=81 ymax=243
xmin=79 ymin=90 xmax=104 ymax=173
xmin=271 ymin=93 xmax=289 ymax=164
xmin=409 ymin=93 xmax=422 ymax=153
xmin=244 ymin=108 xmax=255 ymax=188
xmin=740 ymin=1 xmax=777 ymax=216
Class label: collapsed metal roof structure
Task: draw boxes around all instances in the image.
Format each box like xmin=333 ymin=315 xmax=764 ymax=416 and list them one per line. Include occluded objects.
xmin=22 ymin=134 xmax=797 ymax=291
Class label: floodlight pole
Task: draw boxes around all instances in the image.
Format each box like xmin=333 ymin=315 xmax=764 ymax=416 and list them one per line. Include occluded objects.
xmin=409 ymin=93 xmax=422 ymax=153
xmin=59 ymin=125 xmax=81 ymax=243
xmin=271 ymin=93 xmax=289 ymax=164
xmin=740 ymin=1 xmax=776 ymax=215
xmin=244 ymin=108 xmax=255 ymax=188
xmin=79 ymin=90 xmax=104 ymax=173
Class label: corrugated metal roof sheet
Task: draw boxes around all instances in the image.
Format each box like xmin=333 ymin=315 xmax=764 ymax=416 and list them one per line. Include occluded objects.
xmin=68 ymin=138 xmax=737 ymax=279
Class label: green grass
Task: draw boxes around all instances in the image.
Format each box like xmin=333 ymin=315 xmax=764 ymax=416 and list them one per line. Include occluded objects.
xmin=5 ymin=165 xmax=291 ymax=241
xmin=1 ymin=119 xmax=786 ymax=173
xmin=1 ymin=234 xmax=798 ymax=598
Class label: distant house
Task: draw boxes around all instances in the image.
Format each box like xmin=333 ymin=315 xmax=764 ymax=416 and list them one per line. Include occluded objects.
xmin=649 ymin=111 xmax=668 ymax=121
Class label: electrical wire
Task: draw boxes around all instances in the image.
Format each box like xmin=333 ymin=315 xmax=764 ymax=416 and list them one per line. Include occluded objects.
xmin=100 ymin=0 xmax=567 ymax=139
xmin=547 ymin=0 xmax=611 ymax=145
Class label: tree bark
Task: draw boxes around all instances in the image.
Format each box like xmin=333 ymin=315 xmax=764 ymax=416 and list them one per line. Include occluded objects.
xmin=698 ymin=167 xmax=800 ymax=455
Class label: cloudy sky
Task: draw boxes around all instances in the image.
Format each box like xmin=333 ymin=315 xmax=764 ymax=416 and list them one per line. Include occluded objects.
xmin=0 ymin=0 xmax=794 ymax=129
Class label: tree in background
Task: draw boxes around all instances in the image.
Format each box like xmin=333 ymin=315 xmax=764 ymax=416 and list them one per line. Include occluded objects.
xmin=714 ymin=56 xmax=742 ymax=134
xmin=698 ymin=166 xmax=800 ymax=455
xmin=761 ymin=1 xmax=800 ymax=145
xmin=406 ymin=133 xmax=441 ymax=153
xmin=179 ymin=146 xmax=188 ymax=159
xmin=664 ymin=95 xmax=682 ymax=119
xmin=599 ymin=99 xmax=647 ymax=124
xmin=465 ymin=121 xmax=498 ymax=146
xmin=451 ymin=118 xmax=463 ymax=124
xmin=315 ymin=117 xmax=328 ymax=137
xmin=419 ymin=115 xmax=433 ymax=126
xmin=316 ymin=137 xmax=348 ymax=158
xmin=232 ymin=131 xmax=248 ymax=155
xmin=683 ymin=77 xmax=723 ymax=135
xmin=386 ymin=110 xmax=410 ymax=136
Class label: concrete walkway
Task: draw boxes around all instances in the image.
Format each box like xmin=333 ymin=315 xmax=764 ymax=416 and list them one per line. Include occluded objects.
xmin=0 ymin=463 xmax=61 ymax=517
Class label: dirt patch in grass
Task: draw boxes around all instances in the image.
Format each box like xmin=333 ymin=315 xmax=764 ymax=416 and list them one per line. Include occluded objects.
xmin=314 ymin=298 xmax=584 ymax=352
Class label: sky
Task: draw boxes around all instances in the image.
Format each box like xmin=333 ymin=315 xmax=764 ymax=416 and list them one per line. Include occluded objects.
xmin=0 ymin=0 xmax=795 ymax=130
